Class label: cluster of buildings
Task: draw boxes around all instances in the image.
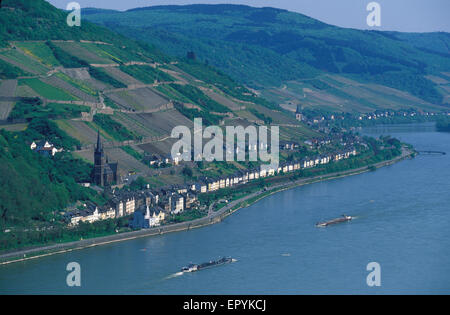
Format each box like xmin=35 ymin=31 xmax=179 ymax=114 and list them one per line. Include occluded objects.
xmin=143 ymin=154 xmax=181 ymax=168
xmin=30 ymin=140 xmax=63 ymax=157
xmin=64 ymin=184 xmax=200 ymax=228
xmin=64 ymin=144 xmax=358 ymax=228
xmin=63 ymin=114 xmax=361 ymax=230
xmin=356 ymin=110 xmax=450 ymax=121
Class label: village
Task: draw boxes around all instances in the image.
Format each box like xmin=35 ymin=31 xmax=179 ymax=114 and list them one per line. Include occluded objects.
xmin=27 ymin=107 xmax=370 ymax=231
xmin=62 ymin=134 xmax=358 ymax=229
xmin=25 ymin=104 xmax=398 ymax=232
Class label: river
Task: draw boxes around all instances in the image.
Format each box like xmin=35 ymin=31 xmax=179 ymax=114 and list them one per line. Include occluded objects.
xmin=0 ymin=123 xmax=449 ymax=294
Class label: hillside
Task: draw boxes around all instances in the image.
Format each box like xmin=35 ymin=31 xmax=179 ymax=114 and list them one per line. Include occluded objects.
xmin=0 ymin=0 xmax=321 ymax=233
xmin=84 ymin=4 xmax=450 ymax=111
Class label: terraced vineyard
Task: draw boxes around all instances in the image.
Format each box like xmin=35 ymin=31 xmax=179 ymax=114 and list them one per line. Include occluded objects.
xmin=0 ymin=79 xmax=17 ymax=120
xmin=41 ymin=75 xmax=98 ymax=102
xmin=102 ymin=67 xmax=142 ymax=85
xmin=18 ymin=78 xmax=78 ymax=101
xmin=0 ymin=35 xmax=316 ymax=177
xmin=56 ymin=119 xmax=106 ymax=145
xmin=106 ymin=87 xmax=169 ymax=111
xmin=52 ymin=41 xmax=113 ymax=65
xmin=138 ymin=138 xmax=178 ymax=156
xmin=0 ymin=48 xmax=49 ymax=75
xmin=13 ymin=41 xmax=61 ymax=67
xmin=264 ymin=74 xmax=449 ymax=113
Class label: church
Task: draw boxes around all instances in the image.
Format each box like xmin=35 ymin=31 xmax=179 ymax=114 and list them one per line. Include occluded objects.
xmin=295 ymin=105 xmax=304 ymax=121
xmin=93 ymin=131 xmax=118 ymax=187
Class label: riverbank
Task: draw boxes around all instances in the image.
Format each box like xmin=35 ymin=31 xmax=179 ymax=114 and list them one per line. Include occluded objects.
xmin=0 ymin=147 xmax=414 ymax=265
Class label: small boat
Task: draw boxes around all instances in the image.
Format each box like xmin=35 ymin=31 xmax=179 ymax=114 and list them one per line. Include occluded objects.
xmin=316 ymin=215 xmax=353 ymax=228
xmin=181 ymin=257 xmax=234 ymax=273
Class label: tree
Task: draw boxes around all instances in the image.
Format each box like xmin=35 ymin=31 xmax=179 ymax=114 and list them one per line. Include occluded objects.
xmin=182 ymin=166 xmax=193 ymax=177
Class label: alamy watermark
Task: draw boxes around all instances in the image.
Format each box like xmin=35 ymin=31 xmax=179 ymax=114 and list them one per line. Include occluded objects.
xmin=366 ymin=262 xmax=381 ymax=287
xmin=171 ymin=118 xmax=280 ymax=172
xmin=66 ymin=2 xmax=81 ymax=27
xmin=367 ymin=2 xmax=381 ymax=27
xmin=66 ymin=262 xmax=81 ymax=287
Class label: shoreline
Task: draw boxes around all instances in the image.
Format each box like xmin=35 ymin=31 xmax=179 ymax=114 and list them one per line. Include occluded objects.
xmin=0 ymin=148 xmax=414 ymax=265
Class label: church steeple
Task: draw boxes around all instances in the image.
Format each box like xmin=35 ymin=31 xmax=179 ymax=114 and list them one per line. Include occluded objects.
xmin=96 ymin=130 xmax=102 ymax=153
xmin=93 ymin=130 xmax=118 ymax=187
xmin=295 ymin=105 xmax=303 ymax=121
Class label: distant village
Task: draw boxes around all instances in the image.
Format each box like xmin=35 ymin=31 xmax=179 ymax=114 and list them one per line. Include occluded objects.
xmin=293 ymin=105 xmax=450 ymax=130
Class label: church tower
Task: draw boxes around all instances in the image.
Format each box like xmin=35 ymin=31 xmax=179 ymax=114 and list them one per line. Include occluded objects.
xmin=93 ymin=130 xmax=119 ymax=187
xmin=295 ymin=105 xmax=303 ymax=121
xmin=94 ymin=130 xmax=106 ymax=186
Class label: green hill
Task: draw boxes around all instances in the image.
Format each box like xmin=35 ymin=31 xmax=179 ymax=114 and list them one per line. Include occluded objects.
xmin=84 ymin=4 xmax=450 ymax=107
xmin=0 ymin=0 xmax=320 ymax=239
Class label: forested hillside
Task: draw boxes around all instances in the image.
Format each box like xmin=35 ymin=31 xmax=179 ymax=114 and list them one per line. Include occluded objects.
xmin=84 ymin=4 xmax=450 ymax=106
xmin=0 ymin=125 xmax=98 ymax=228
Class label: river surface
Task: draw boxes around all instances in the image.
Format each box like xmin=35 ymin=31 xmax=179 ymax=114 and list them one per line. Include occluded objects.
xmin=1 ymin=123 xmax=449 ymax=294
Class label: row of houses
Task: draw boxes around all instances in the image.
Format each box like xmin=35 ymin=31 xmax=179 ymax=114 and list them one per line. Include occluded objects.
xmin=64 ymin=186 xmax=200 ymax=228
xmin=190 ymin=147 xmax=358 ymax=194
xmin=65 ymin=147 xmax=357 ymax=227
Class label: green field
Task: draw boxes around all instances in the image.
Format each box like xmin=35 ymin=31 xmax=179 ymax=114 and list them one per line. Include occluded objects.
xmin=19 ymin=78 xmax=78 ymax=101
xmin=0 ymin=49 xmax=49 ymax=75
xmin=14 ymin=42 xmax=61 ymax=67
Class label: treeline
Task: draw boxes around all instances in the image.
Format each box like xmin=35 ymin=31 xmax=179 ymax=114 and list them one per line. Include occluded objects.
xmin=9 ymin=98 xmax=90 ymax=120
xmin=0 ymin=217 xmax=130 ymax=251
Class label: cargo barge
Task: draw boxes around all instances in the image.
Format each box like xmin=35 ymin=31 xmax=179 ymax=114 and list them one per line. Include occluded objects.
xmin=316 ymin=215 xmax=353 ymax=228
xmin=181 ymin=257 xmax=234 ymax=273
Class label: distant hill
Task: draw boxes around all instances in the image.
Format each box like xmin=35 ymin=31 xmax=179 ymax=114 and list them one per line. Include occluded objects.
xmin=84 ymin=4 xmax=450 ymax=107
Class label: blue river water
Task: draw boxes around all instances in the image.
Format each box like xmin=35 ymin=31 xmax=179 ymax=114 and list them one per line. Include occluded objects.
xmin=0 ymin=123 xmax=449 ymax=294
